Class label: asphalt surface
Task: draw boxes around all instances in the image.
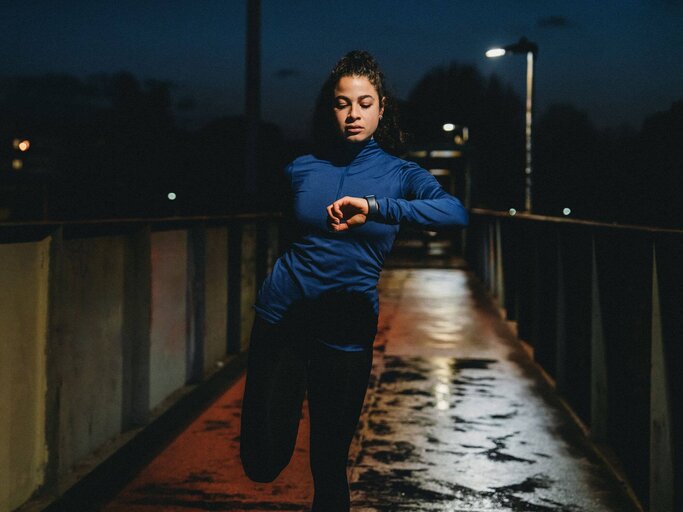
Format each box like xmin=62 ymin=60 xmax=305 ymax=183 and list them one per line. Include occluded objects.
xmin=100 ymin=266 xmax=639 ymax=512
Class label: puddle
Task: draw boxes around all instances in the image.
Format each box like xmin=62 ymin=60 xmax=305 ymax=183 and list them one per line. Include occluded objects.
xmin=451 ymin=358 xmax=498 ymax=370
xmin=352 ymin=467 xmax=575 ymax=511
xmin=381 ymin=370 xmax=428 ymax=383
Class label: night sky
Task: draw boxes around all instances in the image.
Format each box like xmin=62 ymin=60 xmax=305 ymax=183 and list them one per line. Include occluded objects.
xmin=3 ymin=0 xmax=683 ymax=138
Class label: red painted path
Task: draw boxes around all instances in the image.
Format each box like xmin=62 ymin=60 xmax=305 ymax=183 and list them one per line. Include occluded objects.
xmin=100 ymin=375 xmax=315 ymax=511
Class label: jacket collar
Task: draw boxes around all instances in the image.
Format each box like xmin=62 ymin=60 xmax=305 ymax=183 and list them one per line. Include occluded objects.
xmin=324 ymin=137 xmax=383 ymax=167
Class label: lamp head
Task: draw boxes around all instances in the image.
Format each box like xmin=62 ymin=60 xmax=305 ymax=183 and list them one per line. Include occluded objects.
xmin=505 ymin=37 xmax=538 ymax=55
xmin=485 ymin=48 xmax=506 ymax=58
xmin=486 ymin=37 xmax=538 ymax=58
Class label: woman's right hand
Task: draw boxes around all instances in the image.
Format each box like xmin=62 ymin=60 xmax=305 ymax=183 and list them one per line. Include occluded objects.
xmin=326 ymin=196 xmax=369 ymax=232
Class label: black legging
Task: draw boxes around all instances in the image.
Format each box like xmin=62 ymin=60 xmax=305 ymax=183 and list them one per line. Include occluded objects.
xmin=240 ymin=312 xmax=374 ymax=512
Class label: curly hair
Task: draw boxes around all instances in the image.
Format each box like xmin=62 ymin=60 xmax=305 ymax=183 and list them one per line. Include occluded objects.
xmin=311 ymin=50 xmax=403 ymax=156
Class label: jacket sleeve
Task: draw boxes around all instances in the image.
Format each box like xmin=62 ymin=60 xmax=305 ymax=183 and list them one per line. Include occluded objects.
xmin=375 ymin=163 xmax=469 ymax=228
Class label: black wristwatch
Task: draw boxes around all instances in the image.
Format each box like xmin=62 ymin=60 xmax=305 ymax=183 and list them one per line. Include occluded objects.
xmin=364 ymin=195 xmax=379 ymax=218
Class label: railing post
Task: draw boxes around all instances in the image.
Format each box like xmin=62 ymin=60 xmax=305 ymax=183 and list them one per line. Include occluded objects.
xmin=240 ymin=223 xmax=258 ymax=352
xmin=555 ymin=230 xmax=567 ymax=391
xmin=266 ymin=221 xmax=279 ymax=273
xmin=494 ymin=219 xmax=505 ymax=309
xmin=122 ymin=225 xmax=151 ymax=428
xmin=649 ymin=243 xmax=674 ymax=512
xmin=186 ymin=225 xmax=206 ymax=384
xmin=487 ymin=222 xmax=495 ymax=292
xmin=44 ymin=227 xmax=64 ymax=485
xmin=590 ymin=235 xmax=608 ymax=440
xmin=227 ymin=225 xmax=241 ymax=354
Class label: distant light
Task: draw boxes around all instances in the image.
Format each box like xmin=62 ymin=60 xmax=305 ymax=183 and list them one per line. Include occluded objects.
xmin=563 ymin=208 xmax=571 ymax=216
xmin=509 ymin=208 xmax=517 ymax=216
xmin=486 ymin=48 xmax=506 ymax=58
xmin=454 ymin=135 xmax=464 ymax=145
xmin=442 ymin=123 xmax=456 ymax=132
xmin=430 ymin=150 xmax=462 ymax=158
xmin=407 ymin=150 xmax=428 ymax=158
xmin=167 ymin=192 xmax=177 ymax=201
xmin=429 ymin=168 xmax=450 ymax=176
xmin=18 ymin=139 xmax=30 ymax=152
xmin=12 ymin=159 xmax=23 ymax=170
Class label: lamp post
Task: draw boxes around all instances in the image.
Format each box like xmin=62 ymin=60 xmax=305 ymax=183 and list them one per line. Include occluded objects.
xmin=486 ymin=37 xmax=538 ymax=213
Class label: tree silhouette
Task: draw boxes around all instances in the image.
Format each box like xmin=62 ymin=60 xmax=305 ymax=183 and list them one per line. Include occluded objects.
xmin=55 ymin=72 xmax=182 ymax=218
xmin=3 ymin=68 xmax=680 ymax=226
xmin=636 ymin=100 xmax=683 ymax=227
xmin=534 ymin=103 xmax=602 ymax=217
xmin=534 ymin=100 xmax=682 ymax=228
xmin=404 ymin=63 xmax=525 ymax=209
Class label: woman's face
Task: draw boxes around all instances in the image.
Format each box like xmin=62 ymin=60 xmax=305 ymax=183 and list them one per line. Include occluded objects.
xmin=333 ymin=75 xmax=385 ymax=143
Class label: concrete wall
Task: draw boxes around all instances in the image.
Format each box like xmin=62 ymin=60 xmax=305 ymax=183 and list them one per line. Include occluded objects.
xmin=0 ymin=239 xmax=50 ymax=512
xmin=266 ymin=223 xmax=279 ymax=272
xmin=149 ymin=230 xmax=188 ymax=410
xmin=203 ymin=227 xmax=229 ymax=375
xmin=239 ymin=223 xmax=258 ymax=351
xmin=1 ymin=215 xmax=280 ymax=512
xmin=51 ymin=236 xmax=127 ymax=473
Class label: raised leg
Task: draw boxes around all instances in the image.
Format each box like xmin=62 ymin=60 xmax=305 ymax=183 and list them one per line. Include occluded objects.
xmin=240 ymin=316 xmax=308 ymax=482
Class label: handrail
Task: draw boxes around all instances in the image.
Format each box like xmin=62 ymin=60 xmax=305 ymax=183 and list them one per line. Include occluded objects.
xmin=2 ymin=208 xmax=678 ymax=234
xmin=471 ymin=207 xmax=683 ymax=235
xmin=0 ymin=211 xmax=281 ymax=229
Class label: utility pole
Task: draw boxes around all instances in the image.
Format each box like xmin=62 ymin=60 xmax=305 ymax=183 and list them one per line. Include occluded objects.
xmin=244 ymin=0 xmax=260 ymax=196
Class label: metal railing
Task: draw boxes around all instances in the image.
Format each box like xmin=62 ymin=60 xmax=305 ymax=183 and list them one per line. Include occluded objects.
xmin=4 ymin=207 xmax=680 ymax=512
xmin=465 ymin=208 xmax=682 ymax=512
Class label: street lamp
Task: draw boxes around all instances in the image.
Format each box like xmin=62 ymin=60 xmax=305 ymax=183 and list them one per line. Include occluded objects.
xmin=486 ymin=37 xmax=538 ymax=213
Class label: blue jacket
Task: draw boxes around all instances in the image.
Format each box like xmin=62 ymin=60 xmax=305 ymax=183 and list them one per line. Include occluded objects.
xmin=254 ymin=138 xmax=468 ymax=335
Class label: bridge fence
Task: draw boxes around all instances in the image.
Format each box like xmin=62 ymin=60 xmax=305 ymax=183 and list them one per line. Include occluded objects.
xmin=0 ymin=214 xmax=280 ymax=512
xmin=3 ymin=209 xmax=680 ymax=512
xmin=465 ymin=208 xmax=682 ymax=512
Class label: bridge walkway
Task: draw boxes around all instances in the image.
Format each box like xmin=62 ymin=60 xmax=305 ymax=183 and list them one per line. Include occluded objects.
xmin=99 ymin=263 xmax=637 ymax=511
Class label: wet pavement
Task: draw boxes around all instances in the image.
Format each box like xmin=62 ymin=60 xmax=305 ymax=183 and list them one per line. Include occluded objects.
xmin=100 ymin=267 xmax=638 ymax=512
xmin=349 ymin=269 xmax=637 ymax=511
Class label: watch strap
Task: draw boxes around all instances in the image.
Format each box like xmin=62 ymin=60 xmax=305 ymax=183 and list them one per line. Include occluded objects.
xmin=364 ymin=195 xmax=379 ymax=218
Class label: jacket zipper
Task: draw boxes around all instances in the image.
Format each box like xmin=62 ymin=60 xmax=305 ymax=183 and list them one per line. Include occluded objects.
xmin=335 ymin=164 xmax=351 ymax=198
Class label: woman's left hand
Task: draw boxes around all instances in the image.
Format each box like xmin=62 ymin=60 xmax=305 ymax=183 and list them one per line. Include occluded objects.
xmin=326 ymin=196 xmax=369 ymax=232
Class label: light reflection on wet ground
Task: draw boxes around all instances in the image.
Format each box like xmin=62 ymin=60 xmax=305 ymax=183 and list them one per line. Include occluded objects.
xmin=350 ymin=269 xmax=638 ymax=512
